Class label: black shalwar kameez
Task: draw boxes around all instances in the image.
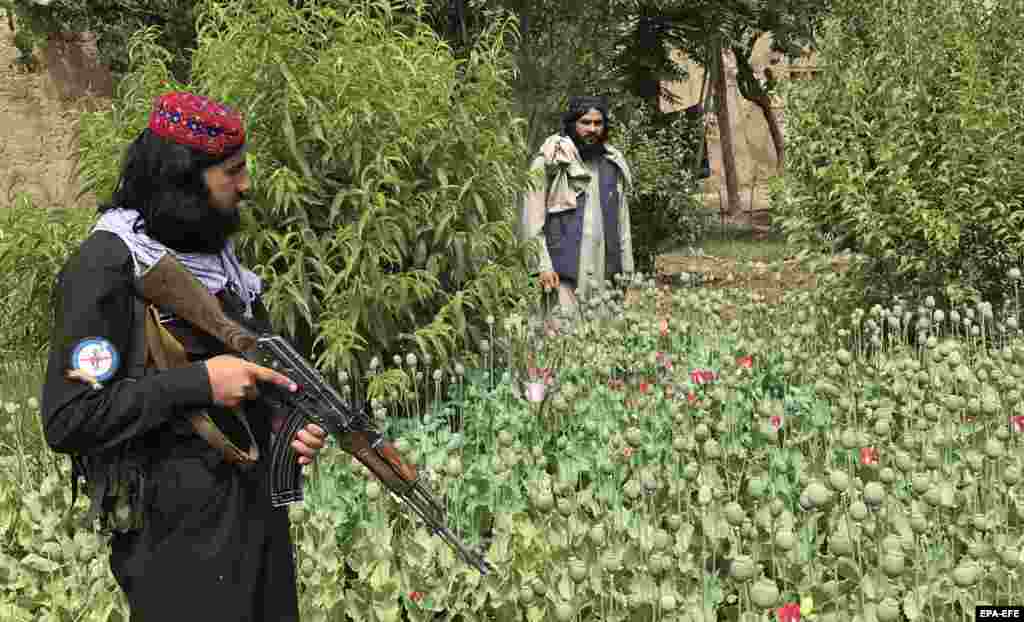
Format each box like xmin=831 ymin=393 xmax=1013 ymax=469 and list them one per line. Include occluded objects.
xmin=40 ymin=230 xmax=300 ymax=622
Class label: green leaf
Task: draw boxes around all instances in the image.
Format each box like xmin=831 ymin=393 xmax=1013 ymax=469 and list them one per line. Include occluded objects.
xmin=281 ymin=101 xmax=313 ymax=181
xmin=20 ymin=553 xmax=60 ymax=573
xmin=432 ymin=210 xmax=456 ymax=248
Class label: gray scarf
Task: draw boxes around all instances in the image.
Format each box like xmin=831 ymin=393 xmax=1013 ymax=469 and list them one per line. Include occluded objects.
xmin=93 ymin=207 xmax=263 ymax=319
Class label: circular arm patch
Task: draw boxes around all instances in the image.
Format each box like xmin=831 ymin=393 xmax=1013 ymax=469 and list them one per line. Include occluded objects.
xmin=70 ymin=337 xmax=121 ymax=383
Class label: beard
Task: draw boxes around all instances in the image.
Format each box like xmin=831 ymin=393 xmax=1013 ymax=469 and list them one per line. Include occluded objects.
xmin=570 ymin=130 xmax=608 ymax=160
xmin=146 ymin=190 xmax=242 ymax=254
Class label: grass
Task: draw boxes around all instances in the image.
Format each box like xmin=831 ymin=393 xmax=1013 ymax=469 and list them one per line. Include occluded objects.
xmin=665 ymin=205 xmax=794 ymax=265
xmin=695 ymin=233 xmax=790 ymax=264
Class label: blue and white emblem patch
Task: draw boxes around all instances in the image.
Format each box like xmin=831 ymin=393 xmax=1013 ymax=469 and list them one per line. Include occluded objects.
xmin=70 ymin=337 xmax=120 ymax=383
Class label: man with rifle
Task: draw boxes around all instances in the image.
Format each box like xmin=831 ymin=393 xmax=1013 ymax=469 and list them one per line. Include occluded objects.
xmin=39 ymin=91 xmax=327 ymax=621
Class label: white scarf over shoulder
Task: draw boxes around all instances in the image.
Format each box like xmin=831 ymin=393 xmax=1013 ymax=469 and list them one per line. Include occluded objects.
xmin=92 ymin=207 xmax=263 ymax=319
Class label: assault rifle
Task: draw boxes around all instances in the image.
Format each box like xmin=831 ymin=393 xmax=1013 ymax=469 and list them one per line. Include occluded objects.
xmin=136 ymin=252 xmax=494 ymax=575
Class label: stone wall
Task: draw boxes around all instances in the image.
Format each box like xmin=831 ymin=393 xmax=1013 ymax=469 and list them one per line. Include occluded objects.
xmin=0 ymin=21 xmax=108 ymax=210
xmin=42 ymin=31 xmax=115 ymax=106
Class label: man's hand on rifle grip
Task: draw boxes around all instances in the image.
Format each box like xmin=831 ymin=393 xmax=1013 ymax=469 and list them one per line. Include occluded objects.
xmin=205 ymin=354 xmax=327 ymax=465
xmin=292 ymin=423 xmax=327 ymax=465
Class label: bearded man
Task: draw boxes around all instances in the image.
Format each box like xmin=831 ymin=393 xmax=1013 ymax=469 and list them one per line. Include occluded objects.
xmin=523 ymin=95 xmax=635 ymax=313
xmin=39 ymin=92 xmax=326 ymax=621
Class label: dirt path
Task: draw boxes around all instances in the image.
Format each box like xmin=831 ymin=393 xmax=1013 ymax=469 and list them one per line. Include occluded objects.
xmin=0 ymin=19 xmax=95 ymax=210
xmin=656 ymin=251 xmax=852 ymax=301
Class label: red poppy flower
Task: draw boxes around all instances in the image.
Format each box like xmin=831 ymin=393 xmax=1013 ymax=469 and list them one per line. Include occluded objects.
xmin=528 ymin=367 xmax=554 ymax=385
xmin=409 ymin=591 xmax=424 ymax=602
xmin=860 ymin=447 xmax=879 ymax=466
xmin=737 ymin=355 xmax=753 ymax=369
xmin=1012 ymin=415 xmax=1024 ymax=433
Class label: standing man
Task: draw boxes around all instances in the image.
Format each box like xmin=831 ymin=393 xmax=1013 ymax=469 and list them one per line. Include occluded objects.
xmin=522 ymin=95 xmax=635 ymax=314
xmin=40 ymin=92 xmax=327 ymax=621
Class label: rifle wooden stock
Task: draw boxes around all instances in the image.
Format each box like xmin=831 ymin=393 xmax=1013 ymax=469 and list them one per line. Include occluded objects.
xmin=136 ymin=253 xmax=258 ymax=352
xmin=339 ymin=429 xmax=419 ymax=489
xmin=135 ymin=253 xmax=261 ymax=467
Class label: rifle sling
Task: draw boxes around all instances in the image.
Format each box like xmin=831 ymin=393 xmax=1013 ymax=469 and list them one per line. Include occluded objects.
xmin=142 ymin=303 xmax=259 ymax=468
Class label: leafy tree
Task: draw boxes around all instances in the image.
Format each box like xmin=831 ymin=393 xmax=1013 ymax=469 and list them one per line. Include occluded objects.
xmin=773 ymin=0 xmax=1024 ymax=309
xmin=724 ymin=0 xmax=832 ymax=173
xmin=76 ymin=0 xmax=537 ymax=389
xmin=612 ymin=0 xmax=831 ymax=214
xmin=422 ymin=0 xmax=631 ymax=153
xmin=8 ymin=0 xmax=200 ymax=82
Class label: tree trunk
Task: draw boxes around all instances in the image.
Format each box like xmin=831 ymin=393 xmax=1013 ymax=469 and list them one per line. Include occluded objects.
xmin=731 ymin=43 xmax=785 ymax=173
xmin=713 ymin=44 xmax=741 ymax=218
xmin=753 ymin=92 xmax=784 ymax=173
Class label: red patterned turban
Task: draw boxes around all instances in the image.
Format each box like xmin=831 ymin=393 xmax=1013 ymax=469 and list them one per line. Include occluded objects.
xmin=148 ymin=91 xmax=246 ymax=157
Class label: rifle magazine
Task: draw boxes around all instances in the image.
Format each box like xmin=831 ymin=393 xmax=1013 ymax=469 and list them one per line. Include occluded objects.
xmin=269 ymin=407 xmax=307 ymax=507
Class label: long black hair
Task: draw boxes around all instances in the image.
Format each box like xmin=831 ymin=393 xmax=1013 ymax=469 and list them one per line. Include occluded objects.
xmin=98 ymin=128 xmax=242 ymax=253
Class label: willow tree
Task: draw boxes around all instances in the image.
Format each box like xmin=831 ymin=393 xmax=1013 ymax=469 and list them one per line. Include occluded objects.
xmin=77 ymin=0 xmax=537 ymax=388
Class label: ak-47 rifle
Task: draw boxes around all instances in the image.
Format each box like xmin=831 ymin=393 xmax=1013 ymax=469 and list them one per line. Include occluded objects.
xmin=135 ymin=252 xmax=494 ymax=575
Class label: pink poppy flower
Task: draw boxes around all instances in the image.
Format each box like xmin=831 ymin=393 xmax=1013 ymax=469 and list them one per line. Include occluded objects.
xmin=776 ymin=602 xmax=800 ymax=622
xmin=525 ymin=382 xmax=546 ymax=402
xmin=689 ymin=368 xmax=717 ymax=385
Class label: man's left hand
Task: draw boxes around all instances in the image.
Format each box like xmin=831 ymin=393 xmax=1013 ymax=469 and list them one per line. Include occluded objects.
xmin=292 ymin=423 xmax=327 ymax=466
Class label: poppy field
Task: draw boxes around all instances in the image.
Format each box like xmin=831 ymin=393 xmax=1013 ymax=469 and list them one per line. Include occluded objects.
xmin=1 ymin=261 xmax=1023 ymax=622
